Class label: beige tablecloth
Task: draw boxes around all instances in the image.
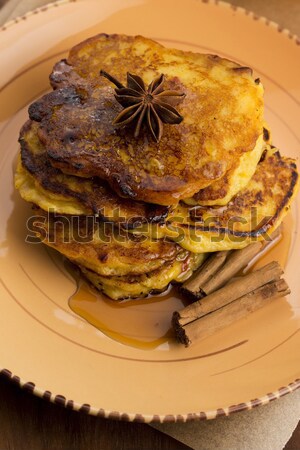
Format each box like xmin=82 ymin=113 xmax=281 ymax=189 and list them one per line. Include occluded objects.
xmin=1 ymin=1 xmax=299 ymax=449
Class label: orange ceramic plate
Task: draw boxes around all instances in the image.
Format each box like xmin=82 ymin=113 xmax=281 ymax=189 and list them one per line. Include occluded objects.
xmin=0 ymin=0 xmax=299 ymax=422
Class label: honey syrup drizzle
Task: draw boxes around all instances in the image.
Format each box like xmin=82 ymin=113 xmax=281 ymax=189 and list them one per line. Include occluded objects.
xmin=69 ymin=279 xmax=186 ymax=350
xmin=251 ymin=215 xmax=293 ymax=271
xmin=68 ymin=216 xmax=293 ymax=350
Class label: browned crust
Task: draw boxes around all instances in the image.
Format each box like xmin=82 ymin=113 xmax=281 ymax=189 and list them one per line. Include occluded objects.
xmin=19 ymin=121 xmax=169 ymax=226
xmin=32 ymin=208 xmax=185 ymax=279
xmin=79 ymin=265 xmax=171 ymax=301
xmin=26 ymin=33 xmax=264 ymax=205
xmin=170 ymin=152 xmax=299 ymax=237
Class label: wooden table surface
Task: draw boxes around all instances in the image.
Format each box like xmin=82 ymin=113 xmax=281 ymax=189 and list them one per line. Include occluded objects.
xmin=0 ymin=370 xmax=299 ymax=450
xmin=0 ymin=0 xmax=299 ymax=449
xmin=0 ymin=373 xmax=193 ymax=450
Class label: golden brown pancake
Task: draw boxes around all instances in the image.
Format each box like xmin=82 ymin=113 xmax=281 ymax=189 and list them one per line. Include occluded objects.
xmin=28 ymin=33 xmax=264 ymax=205
xmin=32 ymin=209 xmax=205 ymax=300
xmin=130 ymin=149 xmax=299 ymax=252
xmin=17 ymin=120 xmax=169 ymax=225
xmin=32 ymin=208 xmax=187 ymax=277
xmin=80 ymin=251 xmax=204 ymax=300
xmin=14 ymin=33 xmax=299 ymax=302
xmin=184 ymin=125 xmax=271 ymax=206
xmin=16 ymin=122 xmax=298 ymax=254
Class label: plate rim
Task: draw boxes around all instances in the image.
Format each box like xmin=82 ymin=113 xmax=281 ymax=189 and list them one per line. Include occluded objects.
xmin=0 ymin=0 xmax=300 ymax=422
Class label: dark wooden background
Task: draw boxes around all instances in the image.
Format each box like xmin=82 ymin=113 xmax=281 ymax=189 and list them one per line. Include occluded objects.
xmin=0 ymin=374 xmax=192 ymax=450
xmin=0 ymin=373 xmax=298 ymax=450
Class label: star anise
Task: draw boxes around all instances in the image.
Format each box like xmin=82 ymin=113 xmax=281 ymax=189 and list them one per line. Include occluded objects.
xmin=100 ymin=70 xmax=185 ymax=142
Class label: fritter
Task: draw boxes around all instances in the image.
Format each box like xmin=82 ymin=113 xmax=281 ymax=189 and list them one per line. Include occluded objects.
xmin=28 ymin=34 xmax=264 ymax=205
xmin=32 ymin=209 xmax=205 ymax=300
xmin=131 ymin=149 xmax=299 ymax=252
xmin=80 ymin=252 xmax=204 ymax=301
xmin=184 ymin=125 xmax=271 ymax=206
xmin=17 ymin=120 xmax=169 ymax=225
xmin=16 ymin=121 xmax=298 ymax=255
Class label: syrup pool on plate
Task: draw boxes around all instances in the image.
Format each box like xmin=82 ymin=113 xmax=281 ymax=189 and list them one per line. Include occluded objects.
xmin=69 ymin=281 xmax=187 ymax=350
xmin=68 ymin=216 xmax=293 ymax=350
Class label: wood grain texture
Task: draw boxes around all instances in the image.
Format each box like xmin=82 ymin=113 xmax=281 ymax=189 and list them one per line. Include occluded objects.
xmin=0 ymin=374 xmax=192 ymax=450
xmin=285 ymin=424 xmax=300 ymax=450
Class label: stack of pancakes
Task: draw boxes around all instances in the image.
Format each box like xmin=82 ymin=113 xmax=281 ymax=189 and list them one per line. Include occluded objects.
xmin=15 ymin=34 xmax=299 ymax=300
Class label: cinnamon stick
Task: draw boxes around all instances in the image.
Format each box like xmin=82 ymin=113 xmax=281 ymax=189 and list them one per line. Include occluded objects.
xmin=179 ymin=242 xmax=263 ymax=301
xmin=202 ymin=242 xmax=263 ymax=295
xmin=179 ymin=251 xmax=229 ymax=301
xmin=173 ymin=278 xmax=290 ymax=346
xmin=176 ymin=261 xmax=282 ymax=327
